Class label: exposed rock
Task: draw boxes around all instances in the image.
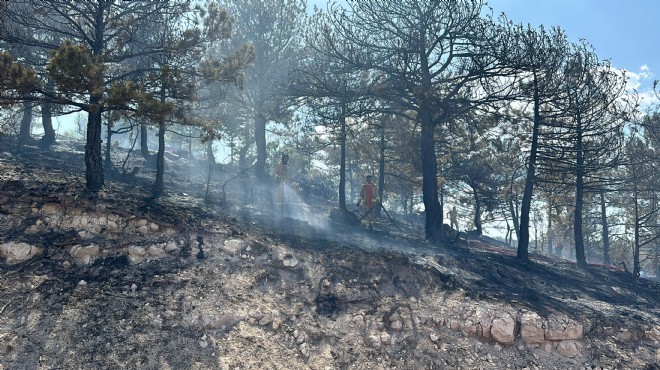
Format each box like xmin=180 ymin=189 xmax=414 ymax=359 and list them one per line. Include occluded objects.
xmin=521 ymin=312 xmax=545 ymax=344
xmin=127 ymin=246 xmax=146 ymax=264
xmin=70 ymin=244 xmax=101 ymax=265
xmin=615 ymin=329 xmax=634 ymax=342
xmin=546 ymin=316 xmax=583 ymax=341
xmin=380 ymin=332 xmax=392 ymax=345
xmin=282 ymin=255 xmax=299 ymax=267
xmin=645 ymin=326 xmax=660 ymax=342
xmin=164 ymin=241 xmax=179 ymax=252
xmin=222 ymin=239 xmax=244 ymax=254
xmin=0 ymin=242 xmax=41 ymax=264
xmin=490 ymin=315 xmax=515 ymax=345
xmin=107 ymin=220 xmax=119 ymax=230
xmin=390 ymin=319 xmax=403 ymax=331
xmin=555 ymin=340 xmax=583 ymax=358
xmin=146 ymin=245 xmax=166 ymax=258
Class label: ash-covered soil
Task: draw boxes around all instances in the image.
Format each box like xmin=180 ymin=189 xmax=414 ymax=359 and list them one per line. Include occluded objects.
xmin=0 ymin=142 xmax=659 ymax=370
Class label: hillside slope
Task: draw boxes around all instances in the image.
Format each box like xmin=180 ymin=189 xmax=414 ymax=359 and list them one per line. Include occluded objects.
xmin=0 ymin=145 xmax=659 ymax=370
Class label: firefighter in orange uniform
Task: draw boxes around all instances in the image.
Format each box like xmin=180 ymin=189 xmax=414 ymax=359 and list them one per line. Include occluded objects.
xmin=357 ymin=175 xmax=380 ymax=229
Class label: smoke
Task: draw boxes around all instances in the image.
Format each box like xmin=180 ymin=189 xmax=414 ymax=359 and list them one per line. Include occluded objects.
xmin=276 ymin=183 xmax=329 ymax=230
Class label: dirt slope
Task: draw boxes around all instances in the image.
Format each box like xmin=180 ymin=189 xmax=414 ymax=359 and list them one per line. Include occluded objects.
xmin=0 ymin=143 xmax=659 ymax=370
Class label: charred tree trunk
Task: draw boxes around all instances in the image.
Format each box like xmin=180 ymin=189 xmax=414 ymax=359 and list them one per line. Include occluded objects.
xmin=339 ymin=111 xmax=347 ymax=211
xmin=206 ymin=139 xmax=216 ymax=166
xmin=547 ymin=199 xmax=554 ymax=255
xmin=40 ymin=83 xmax=56 ymax=148
xmin=518 ymin=73 xmax=541 ymax=262
xmin=154 ymin=82 xmax=167 ymax=197
xmin=655 ymin=243 xmax=660 ymax=281
xmin=420 ymin=116 xmax=442 ymax=241
xmin=255 ymin=114 xmax=267 ymax=181
xmin=574 ymin=117 xmax=587 ymax=268
xmin=140 ymin=123 xmax=152 ymax=163
xmin=85 ymin=99 xmax=104 ymax=191
xmin=18 ymin=100 xmax=33 ymax=148
xmin=632 ymin=175 xmax=641 ymax=280
xmin=376 ymin=121 xmax=385 ymax=218
xmin=418 ymin=29 xmax=443 ymax=242
xmin=104 ymin=122 xmax=113 ymax=170
xmin=85 ymin=3 xmax=106 ymax=192
xmin=600 ymin=190 xmax=611 ymax=265
xmin=154 ymin=120 xmax=166 ymax=197
xmin=509 ymin=197 xmax=520 ymax=243
xmin=472 ymin=185 xmax=482 ymax=236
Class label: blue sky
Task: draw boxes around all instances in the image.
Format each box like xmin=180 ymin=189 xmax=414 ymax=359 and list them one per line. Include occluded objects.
xmin=310 ymin=0 xmax=659 ymax=105
xmin=487 ymin=0 xmax=659 ymax=99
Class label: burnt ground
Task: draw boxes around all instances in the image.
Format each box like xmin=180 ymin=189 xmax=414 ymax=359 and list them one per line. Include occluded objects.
xmin=0 ymin=140 xmax=659 ymax=369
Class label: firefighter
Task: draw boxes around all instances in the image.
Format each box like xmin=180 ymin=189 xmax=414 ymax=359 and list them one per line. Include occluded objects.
xmin=274 ymin=154 xmax=289 ymax=183
xmin=448 ymin=205 xmax=459 ymax=231
xmin=357 ymin=175 xmax=380 ymax=229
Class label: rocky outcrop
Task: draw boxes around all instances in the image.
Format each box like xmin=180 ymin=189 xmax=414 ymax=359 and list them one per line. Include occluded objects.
xmin=0 ymin=242 xmax=41 ymax=264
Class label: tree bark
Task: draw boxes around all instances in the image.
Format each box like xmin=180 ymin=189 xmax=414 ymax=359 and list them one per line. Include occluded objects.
xmin=547 ymin=198 xmax=554 ymax=255
xmin=509 ymin=197 xmax=520 ymax=243
xmin=40 ymin=84 xmax=56 ymax=148
xmin=206 ymin=139 xmax=216 ymax=166
xmin=104 ymin=122 xmax=113 ymax=170
xmin=85 ymin=2 xmax=106 ymax=192
xmin=632 ymin=175 xmax=641 ymax=280
xmin=600 ymin=190 xmax=611 ymax=265
xmin=85 ymin=99 xmax=104 ymax=191
xmin=339 ymin=112 xmax=347 ymax=211
xmin=574 ymin=117 xmax=587 ymax=268
xmin=18 ymin=100 xmax=33 ymax=148
xmin=517 ymin=73 xmax=541 ymax=262
xmin=473 ymin=185 xmax=482 ymax=235
xmin=421 ymin=116 xmax=442 ymax=241
xmin=140 ymin=123 xmax=152 ymax=162
xmin=154 ymin=120 xmax=166 ymax=197
xmin=377 ymin=121 xmax=385 ymax=218
xmin=255 ymin=114 xmax=267 ymax=181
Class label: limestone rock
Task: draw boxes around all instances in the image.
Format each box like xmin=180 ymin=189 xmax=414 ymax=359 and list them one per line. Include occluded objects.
xmin=222 ymin=239 xmax=244 ymax=254
xmin=107 ymin=220 xmax=119 ymax=231
xmin=282 ymin=255 xmax=299 ymax=267
xmin=128 ymin=246 xmax=146 ymax=264
xmin=645 ymin=326 xmax=660 ymax=342
xmin=521 ymin=312 xmax=545 ymax=344
xmin=146 ymin=245 xmax=165 ymax=258
xmin=70 ymin=244 xmax=101 ymax=265
xmin=555 ymin=340 xmax=583 ymax=358
xmin=545 ymin=316 xmax=583 ymax=341
xmin=0 ymin=242 xmax=41 ymax=264
xmin=490 ymin=315 xmax=515 ymax=345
